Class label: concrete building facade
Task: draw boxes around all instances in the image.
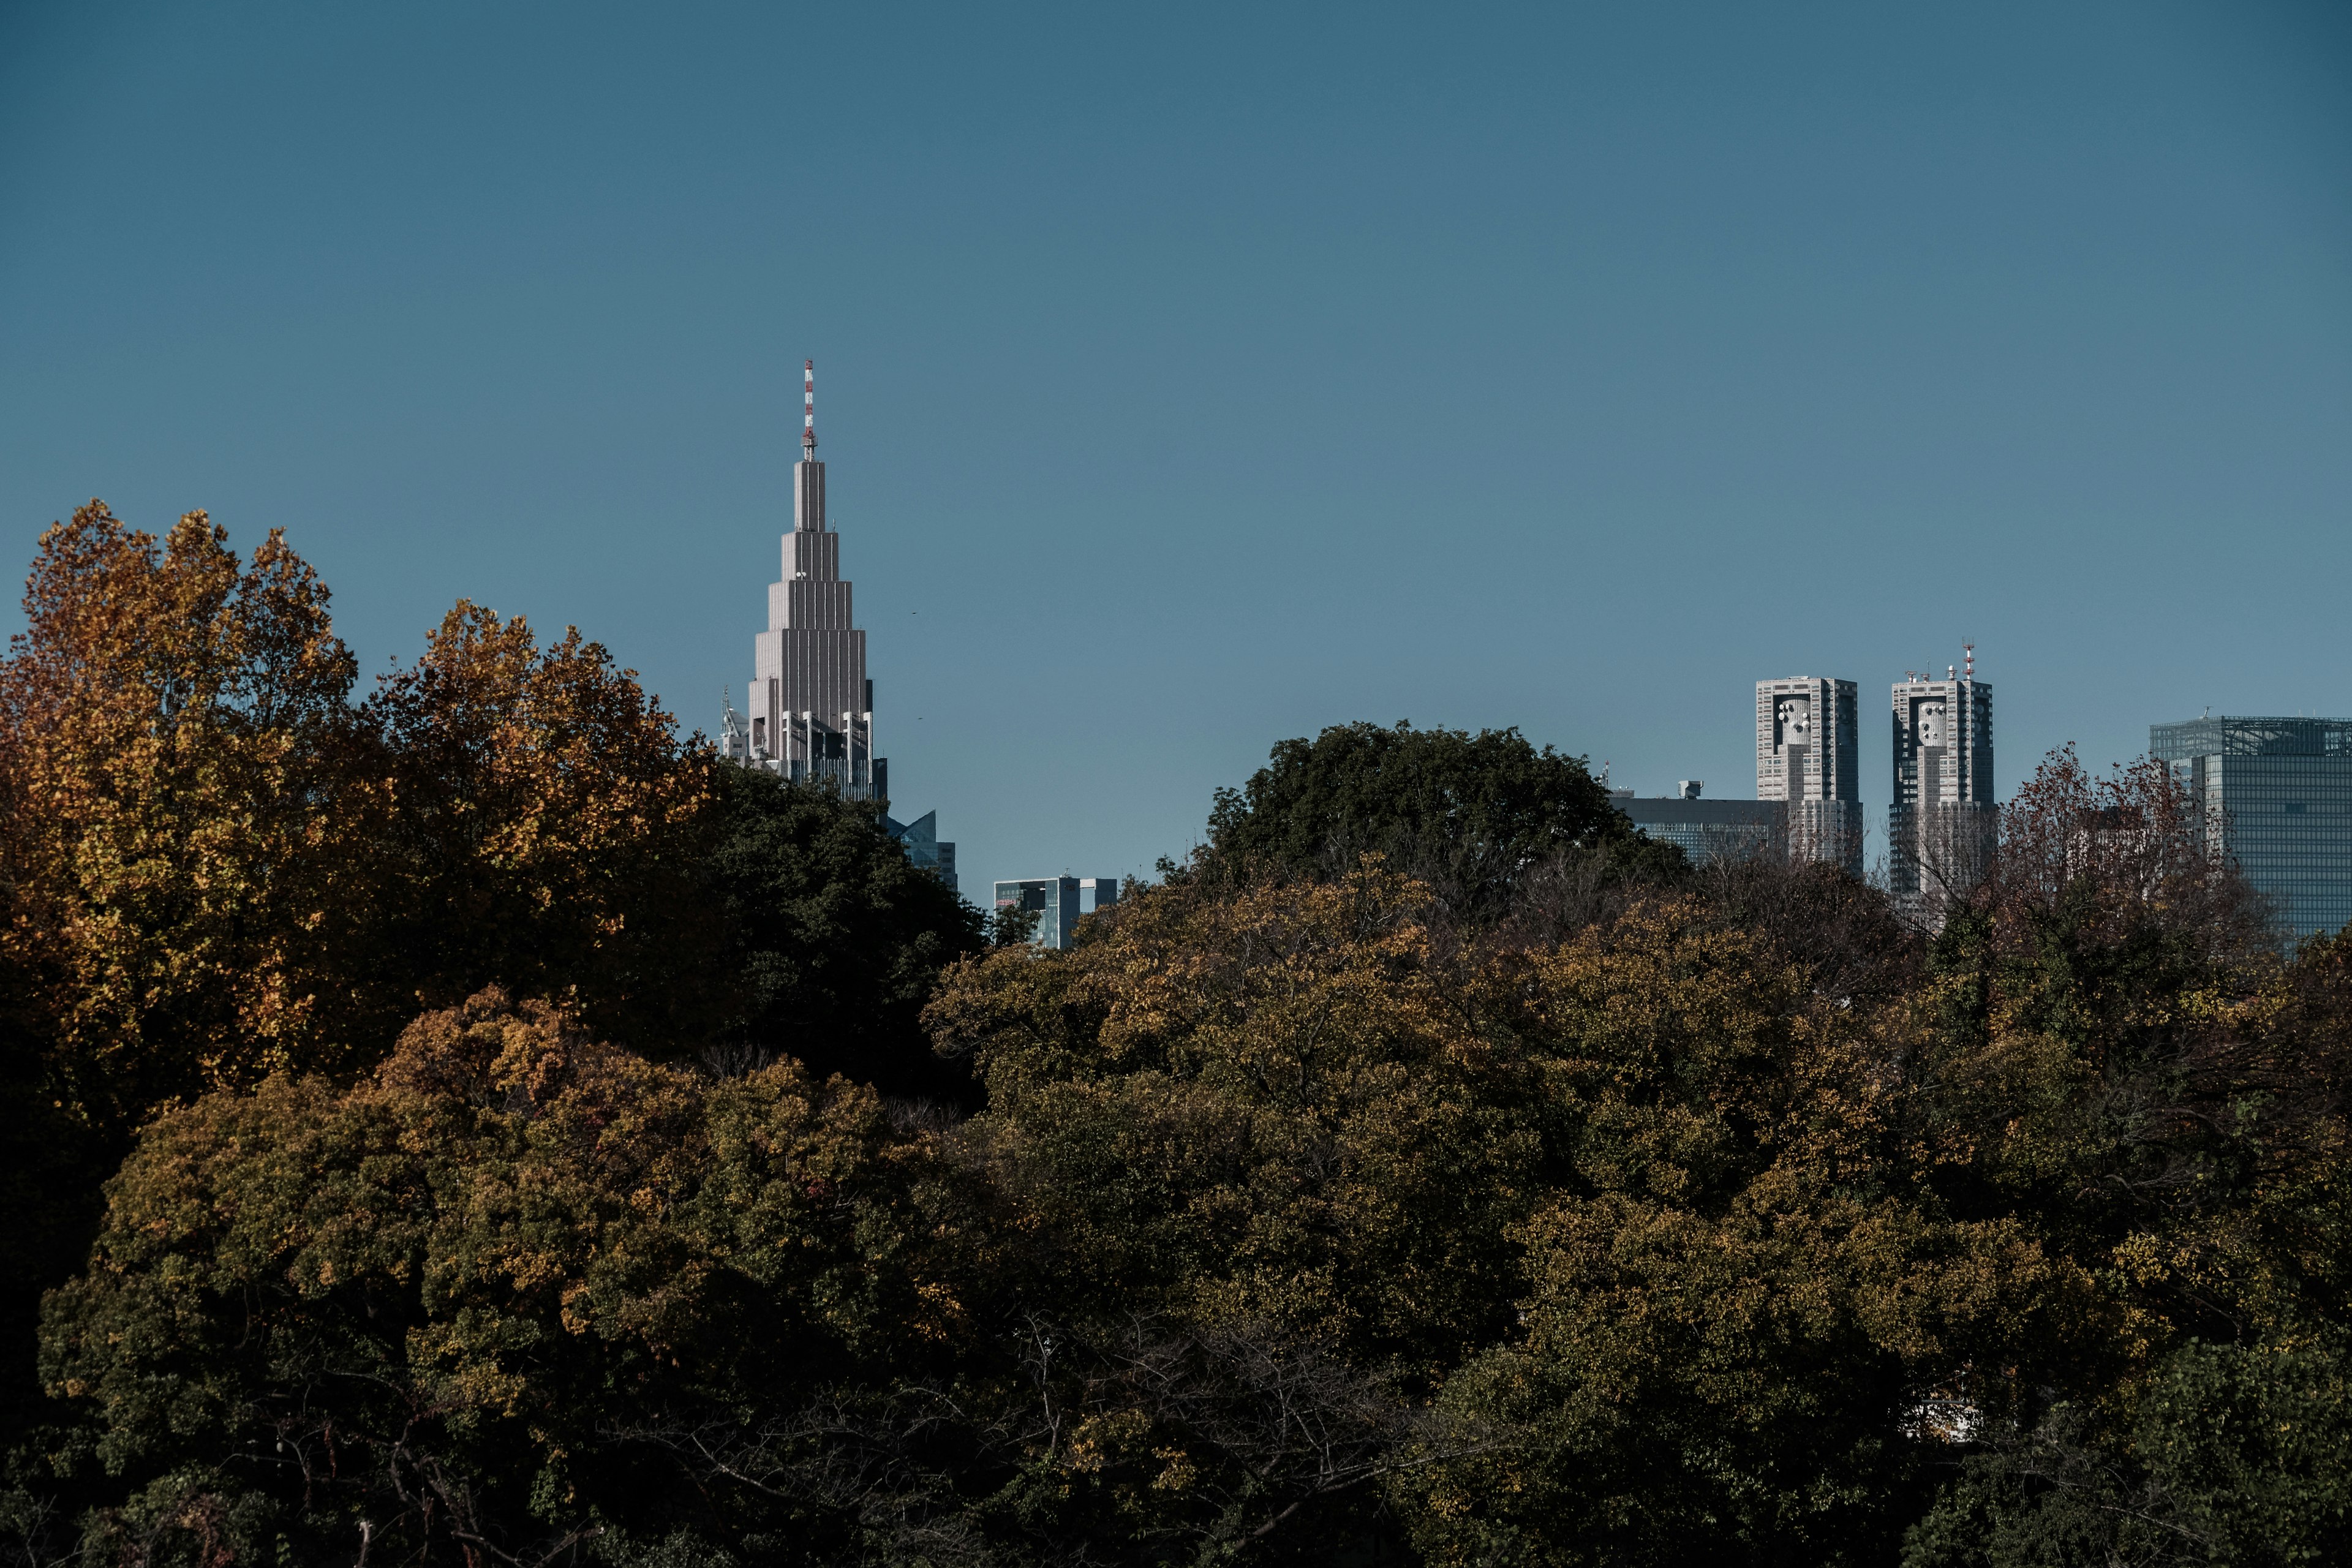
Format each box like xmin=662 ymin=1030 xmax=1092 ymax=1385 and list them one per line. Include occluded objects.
xmin=2152 ymin=715 xmax=2352 ymax=939
xmin=1890 ymin=658 xmax=1997 ymax=914
xmin=1755 ymin=676 xmax=1864 ymax=875
xmin=736 ymin=415 xmax=880 ymax=797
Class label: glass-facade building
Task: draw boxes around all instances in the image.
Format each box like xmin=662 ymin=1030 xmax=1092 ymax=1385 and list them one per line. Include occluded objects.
xmin=1610 ymin=786 xmax=1782 ymax=867
xmin=886 ymin=810 xmax=958 ymax=894
xmin=2150 ymin=716 xmax=2352 ymax=939
xmin=993 ymin=876 xmax=1120 ymax=950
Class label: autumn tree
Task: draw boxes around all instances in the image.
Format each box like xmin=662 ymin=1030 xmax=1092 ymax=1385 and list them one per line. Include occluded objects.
xmin=0 ymin=507 xmax=986 ymax=1485
xmin=1399 ymin=903 xmax=2062 ymax=1567
xmin=0 ymin=505 xmax=379 ymax=1460
xmin=1913 ymin=748 xmax=2324 ymax=1350
xmin=1894 ymin=750 xmax=2352 ymax=1565
xmin=357 ymin=600 xmax=720 ymax=1049
xmin=36 ymin=990 xmax=926 ymax=1566
xmin=913 ymin=862 xmax=1537 ymax=1556
xmin=0 ymin=503 xmax=369 ymax=1130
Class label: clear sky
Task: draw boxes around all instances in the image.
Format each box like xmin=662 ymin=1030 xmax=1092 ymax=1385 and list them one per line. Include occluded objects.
xmin=4 ymin=2 xmax=2348 ymax=898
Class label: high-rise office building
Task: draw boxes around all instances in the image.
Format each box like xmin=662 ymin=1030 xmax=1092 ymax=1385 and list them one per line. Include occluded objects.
xmin=1890 ymin=651 xmax=1996 ymax=914
xmin=1756 ymin=676 xmax=1864 ymax=875
xmin=2150 ymin=715 xmax=2352 ymax=938
xmin=994 ymin=876 xmax=1120 ymax=950
xmin=725 ymin=361 xmax=881 ymax=798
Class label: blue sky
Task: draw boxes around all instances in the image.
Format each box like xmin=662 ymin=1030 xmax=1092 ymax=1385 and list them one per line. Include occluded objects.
xmin=3 ymin=1 xmax=2347 ymax=897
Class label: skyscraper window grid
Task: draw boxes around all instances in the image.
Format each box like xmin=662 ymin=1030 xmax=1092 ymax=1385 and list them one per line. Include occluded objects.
xmin=2150 ymin=717 xmax=2352 ymax=940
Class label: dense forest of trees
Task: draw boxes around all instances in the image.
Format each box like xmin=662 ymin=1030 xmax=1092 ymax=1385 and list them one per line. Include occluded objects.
xmin=1 ymin=506 xmax=2346 ymax=1566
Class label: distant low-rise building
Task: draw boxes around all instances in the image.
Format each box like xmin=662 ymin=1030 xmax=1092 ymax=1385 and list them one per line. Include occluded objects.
xmin=1611 ymin=781 xmax=1781 ymax=865
xmin=994 ymin=876 xmax=1120 ymax=949
xmin=2151 ymin=715 xmax=2352 ymax=939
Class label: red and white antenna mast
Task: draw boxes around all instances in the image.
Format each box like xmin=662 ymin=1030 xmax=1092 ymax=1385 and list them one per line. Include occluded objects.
xmin=1962 ymin=641 xmax=1975 ymax=679
xmin=802 ymin=359 xmax=816 ymax=458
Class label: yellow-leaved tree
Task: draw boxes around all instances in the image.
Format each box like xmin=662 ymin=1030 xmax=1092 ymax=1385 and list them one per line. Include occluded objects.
xmin=0 ymin=507 xmax=723 ymax=1463
xmin=0 ymin=502 xmax=371 ymax=1129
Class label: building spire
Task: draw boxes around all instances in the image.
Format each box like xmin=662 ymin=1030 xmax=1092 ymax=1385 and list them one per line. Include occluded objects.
xmin=793 ymin=358 xmax=826 ymax=531
xmin=802 ymin=359 xmax=816 ymax=459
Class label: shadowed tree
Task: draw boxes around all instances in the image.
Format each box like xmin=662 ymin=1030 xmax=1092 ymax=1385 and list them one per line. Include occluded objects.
xmin=701 ymin=764 xmax=985 ymax=1102
xmin=360 ymin=600 xmax=721 ymax=1049
xmin=1196 ymin=720 xmax=1681 ymax=925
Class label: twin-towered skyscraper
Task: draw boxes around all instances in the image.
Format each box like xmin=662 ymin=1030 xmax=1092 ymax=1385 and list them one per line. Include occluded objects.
xmin=1746 ymin=657 xmax=1994 ymax=903
xmin=1887 ymin=654 xmax=1997 ymax=911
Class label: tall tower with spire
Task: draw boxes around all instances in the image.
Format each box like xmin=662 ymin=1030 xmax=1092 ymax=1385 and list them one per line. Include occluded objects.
xmin=734 ymin=360 xmax=882 ymax=801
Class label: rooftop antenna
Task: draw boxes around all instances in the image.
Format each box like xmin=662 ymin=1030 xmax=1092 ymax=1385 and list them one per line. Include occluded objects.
xmin=720 ymin=685 xmax=749 ymax=766
xmin=1962 ymin=641 xmax=1975 ymax=679
xmin=802 ymin=360 xmax=816 ymax=459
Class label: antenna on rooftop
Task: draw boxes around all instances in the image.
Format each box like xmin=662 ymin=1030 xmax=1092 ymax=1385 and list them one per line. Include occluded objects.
xmin=802 ymin=360 xmax=816 ymax=458
xmin=1962 ymin=641 xmax=1975 ymax=679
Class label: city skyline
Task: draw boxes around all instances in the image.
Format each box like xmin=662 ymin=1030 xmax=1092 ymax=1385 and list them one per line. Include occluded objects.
xmin=2 ymin=3 xmax=2345 ymax=900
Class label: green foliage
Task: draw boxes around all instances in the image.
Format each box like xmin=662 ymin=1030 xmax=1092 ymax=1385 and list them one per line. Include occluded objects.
xmin=1199 ymin=721 xmax=1681 ymax=921
xmin=703 ymin=764 xmax=986 ymax=1101
xmin=986 ymin=899 xmax=1041 ymax=949
xmin=1905 ymin=1338 xmax=2352 ymax=1567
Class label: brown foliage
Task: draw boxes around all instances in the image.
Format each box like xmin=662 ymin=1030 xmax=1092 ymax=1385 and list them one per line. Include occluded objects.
xmin=40 ymin=988 xmax=909 ymax=1564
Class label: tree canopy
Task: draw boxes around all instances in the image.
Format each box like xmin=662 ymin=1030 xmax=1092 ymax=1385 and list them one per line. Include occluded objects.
xmin=701 ymin=763 xmax=986 ymax=1101
xmin=1199 ymin=720 xmax=1679 ymax=922
xmin=0 ymin=505 xmax=981 ymax=1494
xmin=5 ymin=507 xmax=2349 ymax=1567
